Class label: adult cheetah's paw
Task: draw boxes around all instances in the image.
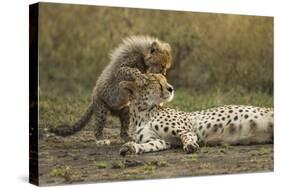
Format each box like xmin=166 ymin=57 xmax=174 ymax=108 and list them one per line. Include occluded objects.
xmin=183 ymin=142 xmax=199 ymax=154
xmin=119 ymin=142 xmax=137 ymax=156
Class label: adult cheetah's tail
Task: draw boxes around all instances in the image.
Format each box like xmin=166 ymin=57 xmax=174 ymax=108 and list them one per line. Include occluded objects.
xmin=49 ymin=103 xmax=94 ymax=136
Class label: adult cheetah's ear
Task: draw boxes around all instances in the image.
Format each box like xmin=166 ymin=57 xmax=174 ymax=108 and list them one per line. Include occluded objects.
xmin=119 ymin=81 xmax=137 ymax=96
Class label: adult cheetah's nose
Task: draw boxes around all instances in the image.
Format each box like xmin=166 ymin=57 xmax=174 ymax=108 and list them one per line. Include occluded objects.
xmin=167 ymin=85 xmax=174 ymax=93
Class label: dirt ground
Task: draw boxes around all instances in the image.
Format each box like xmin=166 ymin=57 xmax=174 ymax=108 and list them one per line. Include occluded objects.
xmin=38 ymin=119 xmax=273 ymax=186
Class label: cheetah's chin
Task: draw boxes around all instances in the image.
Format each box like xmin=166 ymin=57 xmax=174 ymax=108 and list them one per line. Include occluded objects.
xmin=165 ymin=92 xmax=174 ymax=102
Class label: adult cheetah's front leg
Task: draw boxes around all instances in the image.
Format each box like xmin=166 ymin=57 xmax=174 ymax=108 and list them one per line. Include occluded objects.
xmin=119 ymin=139 xmax=171 ymax=156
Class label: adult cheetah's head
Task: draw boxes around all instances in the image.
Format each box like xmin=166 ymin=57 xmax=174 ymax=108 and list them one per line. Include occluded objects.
xmin=132 ymin=74 xmax=174 ymax=110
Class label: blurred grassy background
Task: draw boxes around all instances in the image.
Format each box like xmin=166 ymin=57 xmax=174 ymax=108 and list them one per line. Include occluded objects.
xmin=38 ymin=3 xmax=273 ymax=128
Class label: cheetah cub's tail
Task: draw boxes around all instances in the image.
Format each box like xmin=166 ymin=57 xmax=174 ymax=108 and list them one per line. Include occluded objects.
xmin=49 ymin=103 xmax=94 ymax=136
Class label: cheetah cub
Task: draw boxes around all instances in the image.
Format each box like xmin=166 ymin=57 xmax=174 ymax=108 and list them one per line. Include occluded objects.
xmin=49 ymin=36 xmax=172 ymax=146
xmin=120 ymin=74 xmax=273 ymax=156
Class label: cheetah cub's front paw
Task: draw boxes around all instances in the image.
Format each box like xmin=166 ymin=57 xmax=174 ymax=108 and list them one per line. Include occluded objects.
xmin=119 ymin=142 xmax=137 ymax=156
xmin=135 ymin=74 xmax=148 ymax=87
xmin=183 ymin=141 xmax=199 ymax=154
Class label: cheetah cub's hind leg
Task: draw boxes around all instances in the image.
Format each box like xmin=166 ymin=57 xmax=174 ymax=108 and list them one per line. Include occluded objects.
xmin=92 ymin=100 xmax=112 ymax=146
xmin=120 ymin=139 xmax=171 ymax=156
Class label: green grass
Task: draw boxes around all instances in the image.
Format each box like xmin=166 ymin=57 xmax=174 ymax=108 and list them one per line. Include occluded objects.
xmin=167 ymin=88 xmax=273 ymax=112
xmin=95 ymin=161 xmax=108 ymax=169
xmin=39 ymin=84 xmax=273 ymax=130
xmin=50 ymin=165 xmax=71 ymax=181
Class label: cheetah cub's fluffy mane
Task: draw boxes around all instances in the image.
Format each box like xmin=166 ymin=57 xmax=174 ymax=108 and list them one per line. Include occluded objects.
xmin=120 ymin=74 xmax=273 ymax=156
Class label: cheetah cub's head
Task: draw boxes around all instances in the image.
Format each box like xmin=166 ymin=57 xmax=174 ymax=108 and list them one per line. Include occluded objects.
xmin=144 ymin=40 xmax=172 ymax=76
xmin=132 ymin=74 xmax=174 ymax=110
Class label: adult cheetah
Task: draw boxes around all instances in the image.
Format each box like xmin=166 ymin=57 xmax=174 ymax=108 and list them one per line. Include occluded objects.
xmin=120 ymin=74 xmax=273 ymax=156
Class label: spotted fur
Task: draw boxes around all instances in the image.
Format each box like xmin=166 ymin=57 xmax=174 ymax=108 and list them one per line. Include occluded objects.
xmin=49 ymin=36 xmax=172 ymax=146
xmin=120 ymin=74 xmax=273 ymax=156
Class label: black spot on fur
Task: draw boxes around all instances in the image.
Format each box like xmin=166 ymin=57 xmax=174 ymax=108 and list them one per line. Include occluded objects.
xmin=172 ymin=130 xmax=176 ymax=136
xmin=164 ymin=127 xmax=169 ymax=132
xmin=155 ymin=125 xmax=159 ymax=131
xmin=234 ymin=116 xmax=238 ymax=121
xmin=139 ymin=134 xmax=143 ymax=142
xmin=137 ymin=128 xmax=143 ymax=134
xmin=229 ymin=110 xmax=233 ymax=113
xmin=244 ymin=114 xmax=249 ymax=119
xmin=239 ymin=109 xmax=243 ymax=112
xmin=149 ymin=143 xmax=154 ymax=146
xmin=207 ymin=123 xmax=211 ymax=129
